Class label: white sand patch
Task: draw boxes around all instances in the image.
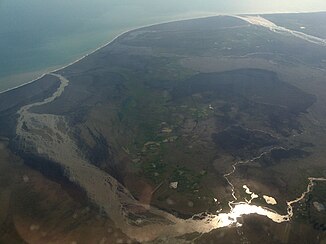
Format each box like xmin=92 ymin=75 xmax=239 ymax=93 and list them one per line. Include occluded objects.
xmin=263 ymin=195 xmax=277 ymax=205
xmin=243 ymin=185 xmax=259 ymax=203
xmin=237 ymin=15 xmax=326 ymax=46
xmin=169 ymin=182 xmax=178 ymax=189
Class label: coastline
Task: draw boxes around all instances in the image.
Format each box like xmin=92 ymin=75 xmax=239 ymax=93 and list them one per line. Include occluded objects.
xmin=2 ymin=10 xmax=325 ymax=96
xmin=3 ymin=10 xmax=326 ymax=241
xmin=0 ymin=13 xmax=222 ymax=95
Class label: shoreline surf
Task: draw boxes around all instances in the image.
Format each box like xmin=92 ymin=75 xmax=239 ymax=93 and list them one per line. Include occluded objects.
xmin=0 ymin=13 xmax=224 ymax=95
xmin=2 ymin=10 xmax=325 ymax=95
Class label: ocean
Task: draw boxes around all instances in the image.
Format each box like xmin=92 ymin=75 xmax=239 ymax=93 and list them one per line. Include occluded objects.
xmin=1 ymin=0 xmax=325 ymax=91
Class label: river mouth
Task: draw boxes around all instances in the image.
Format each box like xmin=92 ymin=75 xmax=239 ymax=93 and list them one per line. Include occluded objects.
xmin=11 ymin=72 xmax=325 ymax=242
xmin=2 ymin=13 xmax=326 ymax=243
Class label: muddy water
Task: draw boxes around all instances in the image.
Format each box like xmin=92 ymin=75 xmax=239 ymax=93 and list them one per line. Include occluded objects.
xmin=15 ymin=73 xmax=326 ymax=242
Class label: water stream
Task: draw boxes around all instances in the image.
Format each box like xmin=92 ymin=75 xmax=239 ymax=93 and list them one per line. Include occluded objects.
xmin=15 ymin=72 xmax=326 ymax=242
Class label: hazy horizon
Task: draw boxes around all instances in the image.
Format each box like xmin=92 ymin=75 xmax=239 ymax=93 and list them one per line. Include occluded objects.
xmin=1 ymin=0 xmax=326 ymax=91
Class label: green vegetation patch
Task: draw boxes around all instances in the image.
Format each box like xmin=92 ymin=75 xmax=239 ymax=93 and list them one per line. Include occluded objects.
xmin=169 ymin=166 xmax=206 ymax=193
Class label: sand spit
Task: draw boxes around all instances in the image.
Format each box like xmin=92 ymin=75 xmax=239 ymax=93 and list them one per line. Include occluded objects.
xmin=237 ymin=15 xmax=326 ymax=46
xmin=0 ymin=13 xmax=225 ymax=95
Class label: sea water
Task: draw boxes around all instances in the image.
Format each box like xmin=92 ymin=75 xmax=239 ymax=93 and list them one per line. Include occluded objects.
xmin=0 ymin=0 xmax=325 ymax=91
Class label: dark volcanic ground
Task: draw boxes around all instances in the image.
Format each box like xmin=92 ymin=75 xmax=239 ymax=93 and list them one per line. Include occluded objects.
xmin=1 ymin=13 xmax=326 ymax=243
